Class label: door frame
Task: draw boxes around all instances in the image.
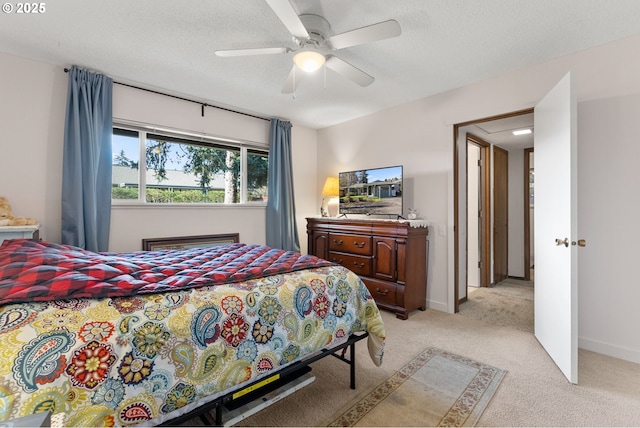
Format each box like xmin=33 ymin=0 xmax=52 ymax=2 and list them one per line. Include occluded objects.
xmin=453 ymin=108 xmax=534 ymax=312
xmin=524 ymin=147 xmax=534 ymax=281
xmin=493 ymin=144 xmax=509 ymax=285
xmin=466 ymin=134 xmax=491 ymax=289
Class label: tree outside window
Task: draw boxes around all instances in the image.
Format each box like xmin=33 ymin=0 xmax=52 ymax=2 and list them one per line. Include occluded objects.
xmin=111 ymin=127 xmax=268 ymax=204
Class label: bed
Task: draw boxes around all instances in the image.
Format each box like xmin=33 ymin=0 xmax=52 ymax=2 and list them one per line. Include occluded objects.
xmin=0 ymin=239 xmax=385 ymax=427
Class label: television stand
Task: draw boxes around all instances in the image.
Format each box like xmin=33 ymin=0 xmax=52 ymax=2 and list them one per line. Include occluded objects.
xmin=306 ymin=217 xmax=428 ymax=319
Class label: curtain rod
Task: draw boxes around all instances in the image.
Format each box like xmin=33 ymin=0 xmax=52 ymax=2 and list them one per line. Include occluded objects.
xmin=63 ymin=67 xmax=269 ymax=121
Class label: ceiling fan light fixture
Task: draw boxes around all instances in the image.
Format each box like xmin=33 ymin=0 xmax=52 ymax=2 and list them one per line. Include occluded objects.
xmin=293 ymin=50 xmax=325 ymax=72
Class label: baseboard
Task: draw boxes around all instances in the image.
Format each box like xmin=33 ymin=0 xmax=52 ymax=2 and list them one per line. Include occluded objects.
xmin=579 ymin=336 xmax=640 ymax=364
xmin=426 ymin=299 xmax=448 ymax=313
xmin=507 ymin=275 xmax=525 ymax=280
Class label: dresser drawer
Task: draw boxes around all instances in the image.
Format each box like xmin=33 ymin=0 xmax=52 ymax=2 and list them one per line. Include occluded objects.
xmin=328 ymin=251 xmax=372 ymax=276
xmin=329 ymin=233 xmax=372 ymax=255
xmin=363 ymin=279 xmax=397 ymax=306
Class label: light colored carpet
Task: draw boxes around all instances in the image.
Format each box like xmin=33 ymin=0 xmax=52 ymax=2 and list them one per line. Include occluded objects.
xmin=180 ymin=307 xmax=640 ymax=427
xmin=325 ymin=347 xmax=505 ymax=427
xmin=459 ymin=279 xmax=534 ymax=333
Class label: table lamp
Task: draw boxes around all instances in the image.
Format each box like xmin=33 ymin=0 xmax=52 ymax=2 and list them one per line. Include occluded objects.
xmin=321 ymin=177 xmax=339 ymax=217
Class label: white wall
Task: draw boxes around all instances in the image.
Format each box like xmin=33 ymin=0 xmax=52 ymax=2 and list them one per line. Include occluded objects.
xmin=0 ymin=53 xmax=67 ymax=243
xmin=290 ymin=124 xmax=318 ymax=255
xmin=317 ymin=33 xmax=640 ymax=362
xmin=577 ymin=92 xmax=640 ymax=362
xmin=0 ymin=51 xmax=317 ymax=253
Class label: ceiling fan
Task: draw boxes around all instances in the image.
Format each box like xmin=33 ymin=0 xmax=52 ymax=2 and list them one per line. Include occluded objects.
xmin=215 ymin=0 xmax=402 ymax=94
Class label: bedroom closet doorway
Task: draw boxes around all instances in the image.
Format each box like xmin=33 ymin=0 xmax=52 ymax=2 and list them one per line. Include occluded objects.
xmin=454 ymin=109 xmax=534 ymax=330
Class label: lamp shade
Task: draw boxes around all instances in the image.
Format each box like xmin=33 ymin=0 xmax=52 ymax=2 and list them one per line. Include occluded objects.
xmin=322 ymin=177 xmax=339 ymax=196
xmin=293 ymin=50 xmax=326 ymax=72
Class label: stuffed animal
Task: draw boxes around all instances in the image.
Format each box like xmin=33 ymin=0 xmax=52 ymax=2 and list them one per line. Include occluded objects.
xmin=0 ymin=196 xmax=38 ymax=226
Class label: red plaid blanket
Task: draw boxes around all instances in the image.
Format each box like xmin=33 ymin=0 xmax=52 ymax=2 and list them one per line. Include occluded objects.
xmin=0 ymin=239 xmax=333 ymax=306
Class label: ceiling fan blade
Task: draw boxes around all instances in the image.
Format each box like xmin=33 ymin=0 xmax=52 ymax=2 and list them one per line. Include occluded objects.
xmin=265 ymin=0 xmax=309 ymax=39
xmin=215 ymin=47 xmax=289 ymax=57
xmin=329 ymin=19 xmax=401 ymax=50
xmin=281 ymin=65 xmax=302 ymax=94
xmin=325 ymin=55 xmax=374 ymax=87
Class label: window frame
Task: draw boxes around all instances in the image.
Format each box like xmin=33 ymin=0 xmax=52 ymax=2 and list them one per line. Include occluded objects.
xmin=111 ymin=121 xmax=269 ymax=206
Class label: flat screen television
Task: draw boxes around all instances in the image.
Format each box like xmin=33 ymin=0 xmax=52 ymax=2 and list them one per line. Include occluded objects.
xmin=338 ymin=165 xmax=403 ymax=217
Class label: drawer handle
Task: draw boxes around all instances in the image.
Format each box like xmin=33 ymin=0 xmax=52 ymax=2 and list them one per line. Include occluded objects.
xmin=353 ymin=261 xmax=365 ymax=268
xmin=375 ymin=287 xmax=389 ymax=296
xmin=333 ymin=239 xmax=343 ymax=246
xmin=332 ymin=258 xmax=343 ymax=264
xmin=354 ymin=241 xmax=366 ymax=248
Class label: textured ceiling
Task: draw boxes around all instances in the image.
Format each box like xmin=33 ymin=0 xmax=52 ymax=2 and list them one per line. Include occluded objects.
xmin=1 ymin=0 xmax=640 ymax=129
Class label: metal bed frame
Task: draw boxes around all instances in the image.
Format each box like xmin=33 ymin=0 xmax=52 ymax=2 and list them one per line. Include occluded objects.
xmin=161 ymin=332 xmax=369 ymax=426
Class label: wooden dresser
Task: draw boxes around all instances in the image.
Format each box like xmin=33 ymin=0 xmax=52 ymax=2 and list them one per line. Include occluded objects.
xmin=306 ymin=217 xmax=428 ymax=320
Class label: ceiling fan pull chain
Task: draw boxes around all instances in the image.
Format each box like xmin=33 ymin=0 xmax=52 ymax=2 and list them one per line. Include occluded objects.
xmin=293 ymin=67 xmax=296 ymax=99
xmin=324 ymin=62 xmax=327 ymax=89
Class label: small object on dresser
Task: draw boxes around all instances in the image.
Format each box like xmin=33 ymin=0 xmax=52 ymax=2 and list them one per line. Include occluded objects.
xmin=407 ymin=209 xmax=418 ymax=220
xmin=0 ymin=196 xmax=38 ymax=226
xmin=321 ymin=177 xmax=340 ymax=217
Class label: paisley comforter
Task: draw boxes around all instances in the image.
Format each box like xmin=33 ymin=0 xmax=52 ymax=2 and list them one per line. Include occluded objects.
xmin=0 ymin=240 xmax=386 ymax=426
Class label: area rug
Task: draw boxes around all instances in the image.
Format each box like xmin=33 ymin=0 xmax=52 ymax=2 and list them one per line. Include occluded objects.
xmin=325 ymin=347 xmax=506 ymax=427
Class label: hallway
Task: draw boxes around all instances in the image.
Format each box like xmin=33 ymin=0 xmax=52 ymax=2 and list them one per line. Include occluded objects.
xmin=458 ymin=279 xmax=534 ymax=332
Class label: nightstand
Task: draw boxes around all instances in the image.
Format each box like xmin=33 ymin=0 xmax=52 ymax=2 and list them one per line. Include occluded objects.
xmin=0 ymin=225 xmax=40 ymax=246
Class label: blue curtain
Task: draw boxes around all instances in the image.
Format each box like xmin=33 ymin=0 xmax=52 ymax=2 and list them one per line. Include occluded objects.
xmin=61 ymin=66 xmax=113 ymax=252
xmin=266 ymin=119 xmax=300 ymax=252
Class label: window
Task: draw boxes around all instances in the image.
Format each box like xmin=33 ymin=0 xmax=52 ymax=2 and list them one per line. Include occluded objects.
xmin=112 ymin=126 xmax=268 ymax=204
xmin=112 ymin=128 xmax=140 ymax=200
xmin=247 ymin=149 xmax=269 ymax=201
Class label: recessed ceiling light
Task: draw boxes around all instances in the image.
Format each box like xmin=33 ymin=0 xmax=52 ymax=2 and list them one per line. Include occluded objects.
xmin=513 ymin=128 xmax=532 ymax=135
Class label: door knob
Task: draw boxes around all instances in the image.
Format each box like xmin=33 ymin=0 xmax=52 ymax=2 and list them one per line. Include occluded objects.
xmin=555 ymin=238 xmax=586 ymax=247
xmin=572 ymin=239 xmax=587 ymax=247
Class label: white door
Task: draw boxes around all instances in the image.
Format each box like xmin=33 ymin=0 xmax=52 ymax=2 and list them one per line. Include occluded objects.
xmin=534 ymin=72 xmax=578 ymax=383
